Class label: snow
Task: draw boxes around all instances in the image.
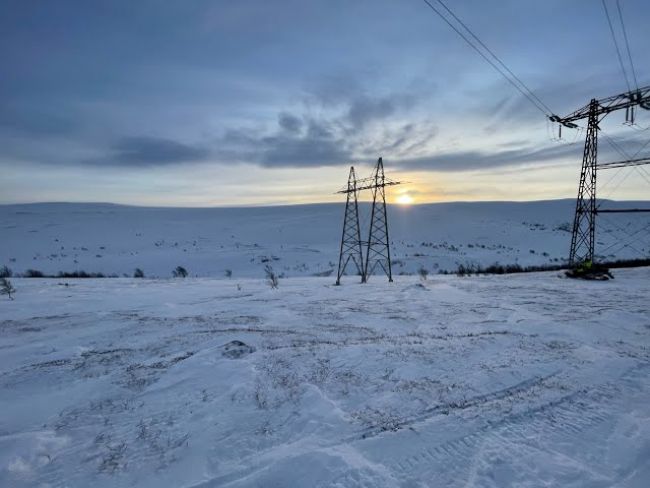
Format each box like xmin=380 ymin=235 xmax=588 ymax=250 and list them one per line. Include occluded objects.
xmin=1 ymin=269 xmax=649 ymax=487
xmin=2 ymin=200 xmax=649 ymax=279
xmin=1 ymin=201 xmax=648 ymax=486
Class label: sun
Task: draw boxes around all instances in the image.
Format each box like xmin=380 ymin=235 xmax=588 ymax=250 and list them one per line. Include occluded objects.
xmin=396 ymin=194 xmax=414 ymax=205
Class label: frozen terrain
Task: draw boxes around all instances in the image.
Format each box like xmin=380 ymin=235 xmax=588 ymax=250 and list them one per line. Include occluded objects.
xmin=1 ymin=269 xmax=649 ymax=487
xmin=1 ymin=200 xmax=649 ymax=279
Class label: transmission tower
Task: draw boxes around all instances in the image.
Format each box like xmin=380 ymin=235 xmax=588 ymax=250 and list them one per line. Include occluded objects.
xmin=363 ymin=157 xmax=397 ymax=282
xmin=550 ymin=85 xmax=650 ymax=266
xmin=335 ymin=166 xmax=365 ymax=285
xmin=335 ymin=158 xmax=401 ymax=284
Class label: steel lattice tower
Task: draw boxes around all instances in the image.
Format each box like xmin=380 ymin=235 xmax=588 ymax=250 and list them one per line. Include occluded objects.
xmin=550 ymin=85 xmax=650 ymax=267
xmin=335 ymin=166 xmax=365 ymax=285
xmin=569 ymin=99 xmax=599 ymax=264
xmin=363 ymin=157 xmax=393 ymax=282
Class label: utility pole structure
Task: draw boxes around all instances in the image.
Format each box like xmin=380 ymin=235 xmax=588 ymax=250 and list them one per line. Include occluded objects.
xmin=550 ymin=85 xmax=650 ymax=266
xmin=335 ymin=158 xmax=401 ymax=284
xmin=363 ymin=157 xmax=396 ymax=282
xmin=335 ymin=166 xmax=365 ymax=285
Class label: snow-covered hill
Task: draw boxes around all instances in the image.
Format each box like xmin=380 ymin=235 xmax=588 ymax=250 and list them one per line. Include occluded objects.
xmin=2 ymin=200 xmax=648 ymax=279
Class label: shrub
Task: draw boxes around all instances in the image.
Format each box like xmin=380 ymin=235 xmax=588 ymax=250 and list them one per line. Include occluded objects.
xmin=456 ymin=264 xmax=470 ymax=277
xmin=133 ymin=268 xmax=145 ymax=278
xmin=264 ymin=265 xmax=279 ymax=289
xmin=24 ymin=269 xmax=45 ymax=278
xmin=1 ymin=278 xmax=15 ymax=300
xmin=418 ymin=267 xmax=428 ymax=281
xmin=0 ymin=265 xmax=12 ymax=278
xmin=56 ymin=271 xmax=105 ymax=278
xmin=172 ymin=266 xmax=188 ymax=278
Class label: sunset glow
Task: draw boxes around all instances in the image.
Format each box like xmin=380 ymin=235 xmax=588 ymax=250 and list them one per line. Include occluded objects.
xmin=396 ymin=193 xmax=414 ymax=205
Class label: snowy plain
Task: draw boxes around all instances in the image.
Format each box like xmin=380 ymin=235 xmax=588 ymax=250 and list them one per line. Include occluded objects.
xmin=1 ymin=200 xmax=649 ymax=279
xmin=0 ymin=201 xmax=649 ymax=487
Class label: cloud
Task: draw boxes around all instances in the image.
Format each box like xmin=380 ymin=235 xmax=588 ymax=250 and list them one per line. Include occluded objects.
xmin=210 ymin=76 xmax=435 ymax=168
xmin=261 ymin=119 xmax=352 ymax=167
xmin=90 ymin=137 xmax=210 ymax=167
xmin=0 ymin=103 xmax=78 ymax=137
xmin=393 ymin=136 xmax=645 ymax=172
xmin=347 ymin=95 xmax=399 ymax=128
xmin=278 ymin=113 xmax=303 ymax=134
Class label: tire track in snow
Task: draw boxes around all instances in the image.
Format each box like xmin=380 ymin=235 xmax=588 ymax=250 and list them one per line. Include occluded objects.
xmin=353 ymin=370 xmax=561 ymax=442
xmin=197 ymin=372 xmax=562 ymax=487
xmin=387 ymin=362 xmax=650 ymax=484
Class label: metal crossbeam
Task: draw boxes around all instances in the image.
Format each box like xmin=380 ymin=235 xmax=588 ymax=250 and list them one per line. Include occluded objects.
xmin=336 ymin=176 xmax=401 ymax=193
xmin=550 ymin=85 xmax=650 ymax=128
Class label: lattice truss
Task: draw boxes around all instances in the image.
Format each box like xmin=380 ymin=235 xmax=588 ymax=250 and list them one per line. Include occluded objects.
xmin=550 ymin=85 xmax=650 ymax=265
xmin=335 ymin=158 xmax=400 ymax=284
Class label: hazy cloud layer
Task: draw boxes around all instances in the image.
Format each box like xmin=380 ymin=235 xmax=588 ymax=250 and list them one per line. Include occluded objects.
xmin=109 ymin=137 xmax=210 ymax=167
xmin=1 ymin=0 xmax=649 ymax=204
xmin=394 ymin=136 xmax=647 ymax=172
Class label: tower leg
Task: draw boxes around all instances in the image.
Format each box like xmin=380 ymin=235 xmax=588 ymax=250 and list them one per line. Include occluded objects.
xmin=336 ymin=167 xmax=365 ymax=284
xmin=569 ymin=99 xmax=598 ymax=266
xmin=364 ymin=157 xmax=393 ymax=282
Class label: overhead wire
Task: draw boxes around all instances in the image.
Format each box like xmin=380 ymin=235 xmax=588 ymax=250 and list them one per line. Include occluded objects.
xmin=420 ymin=0 xmax=552 ymax=117
xmin=602 ymin=0 xmax=632 ymax=92
xmin=615 ymin=0 xmax=639 ymax=91
xmin=597 ymin=213 xmax=650 ymax=257
xmin=597 ymin=131 xmax=636 ymax=203
xmin=432 ymin=0 xmax=554 ymax=116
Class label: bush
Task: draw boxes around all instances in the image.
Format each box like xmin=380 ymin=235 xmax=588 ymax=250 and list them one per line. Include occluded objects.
xmin=1 ymin=277 xmax=15 ymax=300
xmin=172 ymin=266 xmax=188 ymax=278
xmin=133 ymin=268 xmax=145 ymax=278
xmin=57 ymin=270 xmax=106 ymax=278
xmin=0 ymin=265 xmax=12 ymax=278
xmin=24 ymin=269 xmax=45 ymax=278
xmin=264 ymin=265 xmax=279 ymax=289
xmin=418 ymin=267 xmax=429 ymax=281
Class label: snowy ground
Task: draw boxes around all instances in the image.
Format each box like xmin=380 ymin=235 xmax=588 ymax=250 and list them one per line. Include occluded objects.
xmin=1 ymin=270 xmax=649 ymax=487
xmin=2 ymin=200 xmax=649 ymax=279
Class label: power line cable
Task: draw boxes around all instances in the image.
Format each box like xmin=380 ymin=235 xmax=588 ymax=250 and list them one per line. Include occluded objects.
xmin=598 ymin=214 xmax=650 ymax=257
xmin=615 ymin=0 xmax=639 ymax=90
xmin=601 ymin=0 xmax=632 ymax=92
xmin=597 ymin=131 xmax=650 ymax=204
xmin=432 ymin=0 xmax=554 ymax=116
xmin=420 ymin=0 xmax=551 ymax=117
xmin=634 ymin=165 xmax=650 ymax=187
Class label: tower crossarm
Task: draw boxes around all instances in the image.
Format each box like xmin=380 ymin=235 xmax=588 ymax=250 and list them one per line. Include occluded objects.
xmin=335 ymin=176 xmax=401 ymax=194
xmin=549 ymin=85 xmax=650 ymax=128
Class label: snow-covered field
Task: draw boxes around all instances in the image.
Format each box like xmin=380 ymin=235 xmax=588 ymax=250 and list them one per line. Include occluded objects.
xmin=1 ymin=269 xmax=649 ymax=487
xmin=1 ymin=200 xmax=649 ymax=279
xmin=1 ymin=201 xmax=649 ymax=486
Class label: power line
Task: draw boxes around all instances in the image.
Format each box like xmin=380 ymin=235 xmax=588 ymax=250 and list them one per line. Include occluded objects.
xmin=598 ymin=213 xmax=650 ymax=257
xmin=598 ymin=132 xmax=650 ymax=205
xmin=615 ymin=0 xmax=639 ymax=90
xmin=420 ymin=0 xmax=551 ymax=117
xmin=432 ymin=0 xmax=554 ymax=116
xmin=601 ymin=0 xmax=632 ymax=92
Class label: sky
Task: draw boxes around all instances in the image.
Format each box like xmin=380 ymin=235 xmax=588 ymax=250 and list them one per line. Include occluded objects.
xmin=1 ymin=0 xmax=649 ymax=207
